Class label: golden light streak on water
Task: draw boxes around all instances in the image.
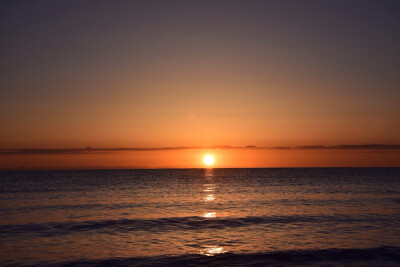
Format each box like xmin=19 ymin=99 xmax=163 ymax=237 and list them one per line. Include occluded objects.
xmin=199 ymin=245 xmax=226 ymax=256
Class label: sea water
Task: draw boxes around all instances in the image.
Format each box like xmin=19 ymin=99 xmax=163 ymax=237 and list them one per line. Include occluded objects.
xmin=0 ymin=168 xmax=400 ymax=266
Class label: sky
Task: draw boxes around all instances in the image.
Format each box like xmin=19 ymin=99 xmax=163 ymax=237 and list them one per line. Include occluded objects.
xmin=0 ymin=0 xmax=399 ymax=169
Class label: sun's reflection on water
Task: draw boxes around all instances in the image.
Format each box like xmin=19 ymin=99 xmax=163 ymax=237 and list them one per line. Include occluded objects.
xmin=203 ymin=169 xmax=216 ymax=203
xmin=203 ymin=212 xmax=217 ymax=218
xmin=203 ymin=183 xmax=216 ymax=202
xmin=203 ymin=184 xmax=215 ymax=192
xmin=199 ymin=245 xmax=226 ymax=256
xmin=204 ymin=194 xmax=215 ymax=202
xmin=198 ymin=169 xmax=224 ymax=255
xmin=205 ymin=168 xmax=214 ymax=178
xmin=202 ymin=170 xmax=217 ymax=218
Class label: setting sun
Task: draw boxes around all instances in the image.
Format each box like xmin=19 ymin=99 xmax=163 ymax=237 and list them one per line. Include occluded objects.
xmin=203 ymin=155 xmax=215 ymax=166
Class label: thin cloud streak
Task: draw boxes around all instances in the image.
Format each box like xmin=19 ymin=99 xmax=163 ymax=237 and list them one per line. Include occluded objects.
xmin=1 ymin=144 xmax=400 ymax=155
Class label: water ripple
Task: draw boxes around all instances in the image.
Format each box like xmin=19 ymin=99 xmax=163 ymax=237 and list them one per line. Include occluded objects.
xmin=0 ymin=214 xmax=398 ymax=238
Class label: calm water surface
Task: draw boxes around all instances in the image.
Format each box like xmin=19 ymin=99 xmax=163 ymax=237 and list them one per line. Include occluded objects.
xmin=1 ymin=168 xmax=400 ymax=266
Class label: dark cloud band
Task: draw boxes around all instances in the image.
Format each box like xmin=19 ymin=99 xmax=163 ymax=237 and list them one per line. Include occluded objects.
xmin=1 ymin=144 xmax=399 ymax=155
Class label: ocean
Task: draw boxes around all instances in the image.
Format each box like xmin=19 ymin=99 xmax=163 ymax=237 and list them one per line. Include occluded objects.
xmin=1 ymin=168 xmax=400 ymax=266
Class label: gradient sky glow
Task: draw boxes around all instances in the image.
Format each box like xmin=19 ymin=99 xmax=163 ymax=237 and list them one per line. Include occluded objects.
xmin=0 ymin=0 xmax=399 ymax=169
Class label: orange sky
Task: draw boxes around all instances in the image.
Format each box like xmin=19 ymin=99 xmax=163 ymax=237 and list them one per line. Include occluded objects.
xmin=0 ymin=1 xmax=399 ymax=169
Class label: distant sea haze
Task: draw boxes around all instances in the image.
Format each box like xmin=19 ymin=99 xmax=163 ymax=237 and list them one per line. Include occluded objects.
xmin=1 ymin=144 xmax=400 ymax=155
xmin=1 ymin=168 xmax=400 ymax=266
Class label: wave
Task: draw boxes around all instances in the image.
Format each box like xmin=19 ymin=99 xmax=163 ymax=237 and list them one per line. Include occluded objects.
xmin=2 ymin=197 xmax=400 ymax=212
xmin=13 ymin=246 xmax=399 ymax=266
xmin=1 ymin=214 xmax=397 ymax=238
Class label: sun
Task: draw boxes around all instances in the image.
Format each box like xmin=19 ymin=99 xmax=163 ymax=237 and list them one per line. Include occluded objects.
xmin=203 ymin=155 xmax=215 ymax=166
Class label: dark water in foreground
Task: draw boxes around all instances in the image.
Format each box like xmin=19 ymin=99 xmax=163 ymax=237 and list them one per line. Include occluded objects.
xmin=0 ymin=168 xmax=400 ymax=266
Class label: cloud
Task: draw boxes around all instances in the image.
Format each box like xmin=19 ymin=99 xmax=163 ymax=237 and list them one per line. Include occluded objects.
xmin=294 ymin=144 xmax=400 ymax=150
xmin=0 ymin=144 xmax=399 ymax=155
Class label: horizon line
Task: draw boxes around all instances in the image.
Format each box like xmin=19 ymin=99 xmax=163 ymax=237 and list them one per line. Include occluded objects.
xmin=1 ymin=166 xmax=399 ymax=172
